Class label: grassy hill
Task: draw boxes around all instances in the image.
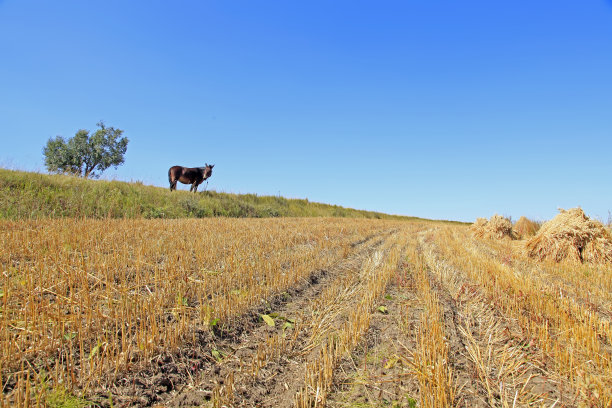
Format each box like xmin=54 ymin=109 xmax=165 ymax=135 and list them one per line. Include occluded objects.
xmin=0 ymin=169 xmax=416 ymax=220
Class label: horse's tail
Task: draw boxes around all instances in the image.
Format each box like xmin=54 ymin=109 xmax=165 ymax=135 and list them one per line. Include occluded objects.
xmin=168 ymin=167 xmax=174 ymax=191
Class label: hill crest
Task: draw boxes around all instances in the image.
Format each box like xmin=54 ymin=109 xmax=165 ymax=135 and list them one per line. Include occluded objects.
xmin=0 ymin=169 xmax=415 ymax=220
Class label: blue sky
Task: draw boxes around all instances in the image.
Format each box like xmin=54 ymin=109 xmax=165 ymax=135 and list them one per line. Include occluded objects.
xmin=1 ymin=1 xmax=611 ymax=222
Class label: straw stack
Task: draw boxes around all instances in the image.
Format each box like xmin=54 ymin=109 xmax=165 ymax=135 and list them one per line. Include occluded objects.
xmin=526 ymin=208 xmax=612 ymax=264
xmin=471 ymin=214 xmax=515 ymax=240
xmin=514 ymin=216 xmax=540 ymax=239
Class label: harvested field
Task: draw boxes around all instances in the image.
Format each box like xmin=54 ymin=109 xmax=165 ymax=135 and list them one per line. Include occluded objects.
xmin=1 ymin=218 xmax=610 ymax=407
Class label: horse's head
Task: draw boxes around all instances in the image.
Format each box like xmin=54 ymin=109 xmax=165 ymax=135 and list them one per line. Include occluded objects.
xmin=203 ymin=163 xmax=214 ymax=179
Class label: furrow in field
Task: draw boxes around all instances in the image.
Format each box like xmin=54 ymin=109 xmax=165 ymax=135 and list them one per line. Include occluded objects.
xmin=328 ymin=225 xmax=471 ymax=408
xmin=325 ymin=242 xmax=422 ymax=407
xmin=158 ymin=230 xmax=392 ymax=408
xmin=293 ymin=231 xmax=404 ymax=408
xmin=425 ymin=226 xmax=611 ymax=406
xmin=419 ymin=229 xmax=567 ymax=406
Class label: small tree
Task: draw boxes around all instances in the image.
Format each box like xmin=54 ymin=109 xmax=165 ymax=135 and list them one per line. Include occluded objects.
xmin=43 ymin=121 xmax=128 ymax=178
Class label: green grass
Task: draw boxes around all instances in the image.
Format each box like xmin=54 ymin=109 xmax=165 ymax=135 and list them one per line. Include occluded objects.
xmin=45 ymin=388 xmax=92 ymax=408
xmin=0 ymin=169 xmax=419 ymax=220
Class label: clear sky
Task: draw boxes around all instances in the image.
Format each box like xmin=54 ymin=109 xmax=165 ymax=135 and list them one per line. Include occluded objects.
xmin=1 ymin=1 xmax=611 ymax=222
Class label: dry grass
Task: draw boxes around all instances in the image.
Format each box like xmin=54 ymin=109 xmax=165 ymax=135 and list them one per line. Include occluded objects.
xmin=2 ymin=216 xmax=609 ymax=407
xmin=526 ymin=207 xmax=612 ymax=264
xmin=295 ymin=231 xmax=405 ymax=407
xmin=438 ymin=225 xmax=612 ymax=406
xmin=514 ymin=216 xmax=540 ymax=239
xmin=421 ymin=230 xmax=559 ymax=406
xmin=471 ymin=214 xmax=515 ymax=240
xmin=0 ymin=217 xmax=395 ymax=406
xmin=404 ymin=247 xmax=455 ymax=407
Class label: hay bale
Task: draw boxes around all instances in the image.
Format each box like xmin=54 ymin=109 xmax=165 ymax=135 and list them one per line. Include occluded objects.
xmin=514 ymin=216 xmax=540 ymax=239
xmin=526 ymin=208 xmax=612 ymax=264
xmin=471 ymin=215 xmax=514 ymax=239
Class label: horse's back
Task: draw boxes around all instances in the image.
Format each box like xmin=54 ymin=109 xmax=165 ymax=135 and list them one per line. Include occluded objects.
xmin=169 ymin=165 xmax=185 ymax=178
xmin=171 ymin=166 xmax=203 ymax=183
xmin=180 ymin=167 xmax=201 ymax=180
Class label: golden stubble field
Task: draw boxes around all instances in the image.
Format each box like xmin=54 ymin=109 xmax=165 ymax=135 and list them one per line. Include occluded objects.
xmin=1 ymin=218 xmax=610 ymax=407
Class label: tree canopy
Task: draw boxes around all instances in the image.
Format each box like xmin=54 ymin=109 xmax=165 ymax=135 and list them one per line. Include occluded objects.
xmin=43 ymin=122 xmax=128 ymax=178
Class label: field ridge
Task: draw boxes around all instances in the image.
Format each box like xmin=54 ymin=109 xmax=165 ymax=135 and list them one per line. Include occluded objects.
xmin=0 ymin=169 xmax=418 ymax=220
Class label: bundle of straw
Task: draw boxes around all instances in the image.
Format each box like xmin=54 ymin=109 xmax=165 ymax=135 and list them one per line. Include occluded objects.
xmin=514 ymin=216 xmax=540 ymax=239
xmin=526 ymin=208 xmax=612 ymax=264
xmin=471 ymin=215 xmax=514 ymax=240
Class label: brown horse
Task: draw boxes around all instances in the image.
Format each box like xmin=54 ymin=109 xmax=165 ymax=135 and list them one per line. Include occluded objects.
xmin=168 ymin=164 xmax=214 ymax=192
